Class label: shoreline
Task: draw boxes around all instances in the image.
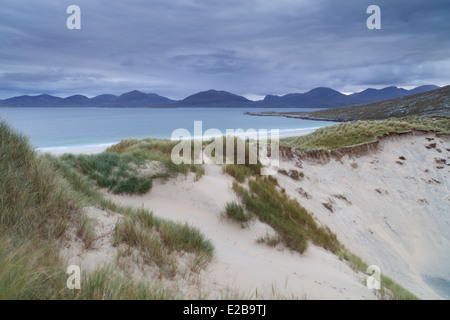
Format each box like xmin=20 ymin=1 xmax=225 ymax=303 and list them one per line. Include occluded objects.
xmin=36 ymin=127 xmax=322 ymax=155
xmin=244 ymin=111 xmax=353 ymax=122
xmin=37 ymin=142 xmax=116 ymax=155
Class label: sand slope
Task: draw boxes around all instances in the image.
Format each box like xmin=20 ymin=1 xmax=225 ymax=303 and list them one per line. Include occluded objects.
xmin=277 ymin=131 xmax=450 ymax=299
xmin=106 ymin=165 xmax=377 ymax=299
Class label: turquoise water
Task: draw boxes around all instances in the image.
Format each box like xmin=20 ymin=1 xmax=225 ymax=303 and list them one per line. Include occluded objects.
xmin=423 ymin=275 xmax=450 ymax=300
xmin=0 ymin=107 xmax=335 ymax=151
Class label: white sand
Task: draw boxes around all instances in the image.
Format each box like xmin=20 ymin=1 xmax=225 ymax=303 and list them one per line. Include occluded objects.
xmin=62 ymin=206 xmax=124 ymax=273
xmin=37 ymin=143 xmax=114 ymax=155
xmin=276 ymin=132 xmax=450 ymax=299
xmin=62 ymin=130 xmax=449 ymax=299
xmin=105 ymin=165 xmax=377 ymax=299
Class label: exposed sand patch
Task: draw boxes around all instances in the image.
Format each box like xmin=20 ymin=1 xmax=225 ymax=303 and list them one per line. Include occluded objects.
xmin=61 ymin=206 xmax=124 ymax=273
xmin=105 ymin=165 xmax=378 ymax=299
xmin=60 ymin=206 xmax=217 ymax=297
xmin=129 ymin=160 xmax=167 ymax=177
xmin=277 ymin=131 xmax=450 ymax=299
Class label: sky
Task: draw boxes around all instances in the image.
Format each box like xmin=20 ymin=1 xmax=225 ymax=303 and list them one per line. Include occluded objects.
xmin=0 ymin=0 xmax=449 ymax=100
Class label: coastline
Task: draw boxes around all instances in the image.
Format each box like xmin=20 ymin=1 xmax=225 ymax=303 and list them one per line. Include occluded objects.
xmin=30 ymin=122 xmax=450 ymax=299
xmin=244 ymin=111 xmax=353 ymax=122
xmin=37 ymin=142 xmax=116 ymax=155
xmin=36 ymin=127 xmax=320 ymax=155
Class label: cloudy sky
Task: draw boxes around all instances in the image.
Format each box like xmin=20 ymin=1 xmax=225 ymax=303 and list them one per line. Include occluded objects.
xmin=0 ymin=0 xmax=449 ymax=100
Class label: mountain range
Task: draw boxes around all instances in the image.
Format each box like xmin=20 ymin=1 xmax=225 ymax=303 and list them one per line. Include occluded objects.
xmin=293 ymin=85 xmax=450 ymax=120
xmin=0 ymin=85 xmax=440 ymax=109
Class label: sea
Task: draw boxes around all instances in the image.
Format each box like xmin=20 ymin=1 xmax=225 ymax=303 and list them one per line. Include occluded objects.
xmin=0 ymin=107 xmax=335 ymax=153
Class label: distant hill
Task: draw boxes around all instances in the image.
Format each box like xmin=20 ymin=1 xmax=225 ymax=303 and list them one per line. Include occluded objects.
xmin=0 ymin=85 xmax=442 ymax=108
xmin=176 ymin=89 xmax=251 ymax=108
xmin=0 ymin=94 xmax=64 ymax=107
xmin=262 ymin=87 xmax=354 ymax=108
xmin=0 ymin=90 xmax=175 ymax=108
xmin=349 ymin=85 xmax=439 ymax=105
xmin=112 ymin=90 xmax=175 ymax=107
xmin=89 ymin=94 xmax=118 ymax=107
xmin=260 ymin=85 xmax=440 ymax=108
xmin=250 ymin=85 xmax=450 ymax=121
xmin=63 ymin=95 xmax=90 ymax=107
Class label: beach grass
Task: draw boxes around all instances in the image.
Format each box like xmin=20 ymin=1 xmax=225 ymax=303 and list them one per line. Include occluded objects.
xmin=0 ymin=120 xmax=214 ymax=299
xmin=222 ymin=201 xmax=252 ymax=225
xmin=114 ymin=208 xmax=214 ymax=277
xmin=231 ymin=177 xmax=340 ymax=254
xmin=0 ymin=118 xmax=420 ymax=300
xmin=336 ymin=250 xmax=419 ymax=300
xmin=59 ymin=137 xmax=205 ymax=195
xmin=60 ymin=152 xmax=154 ymax=195
xmin=282 ymin=116 xmax=450 ymax=150
xmin=107 ymin=138 xmax=205 ymax=180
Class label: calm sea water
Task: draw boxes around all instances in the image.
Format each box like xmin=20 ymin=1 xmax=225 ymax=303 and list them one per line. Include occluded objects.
xmin=0 ymin=107 xmax=335 ymax=152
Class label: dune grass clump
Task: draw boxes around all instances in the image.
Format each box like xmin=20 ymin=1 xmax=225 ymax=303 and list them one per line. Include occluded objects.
xmin=231 ymin=177 xmax=340 ymax=254
xmin=60 ymin=152 xmax=154 ymax=195
xmin=223 ymin=201 xmax=252 ymax=225
xmin=60 ymin=137 xmax=207 ymax=195
xmin=114 ymin=209 xmax=214 ymax=277
xmin=0 ymin=121 xmax=214 ymax=299
xmin=283 ymin=116 xmax=450 ymax=150
xmin=221 ymin=137 xmax=263 ymax=183
xmin=0 ymin=121 xmax=79 ymax=243
xmin=107 ymin=138 xmax=205 ymax=180
xmin=66 ymin=267 xmax=178 ymax=300
xmin=0 ymin=121 xmax=93 ymax=298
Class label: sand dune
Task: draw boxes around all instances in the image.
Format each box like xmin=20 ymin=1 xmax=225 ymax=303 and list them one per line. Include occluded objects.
xmin=277 ymin=131 xmax=450 ymax=299
xmin=66 ymin=131 xmax=450 ymax=299
xmin=105 ymin=165 xmax=377 ymax=299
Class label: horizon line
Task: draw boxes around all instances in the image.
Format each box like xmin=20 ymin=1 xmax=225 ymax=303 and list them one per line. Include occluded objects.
xmin=0 ymin=84 xmax=445 ymax=101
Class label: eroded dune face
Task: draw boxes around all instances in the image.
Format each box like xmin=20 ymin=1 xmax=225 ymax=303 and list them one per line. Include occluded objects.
xmin=277 ymin=131 xmax=450 ymax=299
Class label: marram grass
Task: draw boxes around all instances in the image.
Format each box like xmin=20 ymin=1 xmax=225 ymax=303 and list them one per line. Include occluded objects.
xmin=0 ymin=120 xmax=213 ymax=299
xmin=283 ymin=116 xmax=450 ymax=150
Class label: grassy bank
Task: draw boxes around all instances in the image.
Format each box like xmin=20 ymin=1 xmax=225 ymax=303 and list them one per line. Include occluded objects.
xmin=0 ymin=121 xmax=213 ymax=299
xmin=60 ymin=137 xmax=205 ymax=195
xmin=282 ymin=116 xmax=450 ymax=150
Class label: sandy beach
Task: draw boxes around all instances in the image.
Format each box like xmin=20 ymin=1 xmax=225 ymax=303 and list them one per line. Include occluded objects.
xmin=37 ymin=143 xmax=115 ymax=155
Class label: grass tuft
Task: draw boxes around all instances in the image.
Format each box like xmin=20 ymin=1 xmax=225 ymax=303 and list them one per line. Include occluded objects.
xmin=114 ymin=209 xmax=214 ymax=277
xmin=231 ymin=177 xmax=340 ymax=254
xmin=0 ymin=120 xmax=214 ymax=299
xmin=223 ymin=201 xmax=252 ymax=225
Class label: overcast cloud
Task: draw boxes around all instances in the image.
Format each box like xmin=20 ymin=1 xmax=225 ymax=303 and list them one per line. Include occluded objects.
xmin=0 ymin=0 xmax=449 ymax=99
